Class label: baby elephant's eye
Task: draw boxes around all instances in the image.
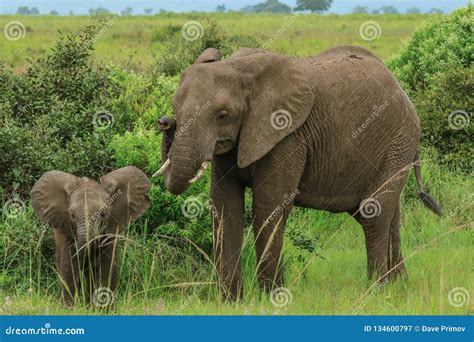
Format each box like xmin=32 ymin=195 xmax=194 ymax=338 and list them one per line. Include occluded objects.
xmin=100 ymin=211 xmax=106 ymax=219
xmin=217 ymin=110 xmax=228 ymax=120
xmin=69 ymin=211 xmax=75 ymax=219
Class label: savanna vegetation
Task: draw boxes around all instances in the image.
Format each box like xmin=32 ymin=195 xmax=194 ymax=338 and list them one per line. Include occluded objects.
xmin=0 ymin=6 xmax=472 ymax=315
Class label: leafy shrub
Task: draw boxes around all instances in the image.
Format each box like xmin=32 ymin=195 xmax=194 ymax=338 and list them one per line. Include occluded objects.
xmin=107 ymin=70 xmax=214 ymax=252
xmin=0 ymin=23 xmax=120 ymax=195
xmin=155 ymin=19 xmax=262 ymax=76
xmin=388 ymin=5 xmax=473 ymax=171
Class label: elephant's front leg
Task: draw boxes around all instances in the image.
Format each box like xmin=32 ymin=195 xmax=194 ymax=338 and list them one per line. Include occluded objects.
xmin=251 ymin=146 xmax=307 ymax=292
xmin=54 ymin=229 xmax=79 ymax=306
xmin=211 ymin=153 xmax=245 ymax=301
xmin=96 ymin=235 xmax=119 ymax=292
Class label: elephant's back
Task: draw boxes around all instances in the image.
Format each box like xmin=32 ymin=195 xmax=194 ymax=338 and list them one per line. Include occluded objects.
xmin=311 ymin=45 xmax=384 ymax=64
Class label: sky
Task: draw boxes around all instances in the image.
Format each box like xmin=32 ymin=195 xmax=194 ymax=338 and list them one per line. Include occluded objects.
xmin=0 ymin=0 xmax=468 ymax=15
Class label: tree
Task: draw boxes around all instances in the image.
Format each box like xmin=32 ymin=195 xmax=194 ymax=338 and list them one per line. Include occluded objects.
xmin=216 ymin=4 xmax=227 ymax=12
xmin=30 ymin=7 xmax=40 ymax=15
xmin=429 ymin=8 xmax=444 ymax=14
xmin=16 ymin=6 xmax=31 ymax=15
xmin=50 ymin=10 xmax=59 ymax=16
xmin=294 ymin=0 xmax=333 ymax=13
xmin=252 ymin=0 xmax=292 ymax=13
xmin=89 ymin=7 xmax=111 ymax=16
xmin=144 ymin=8 xmax=153 ymax=15
xmin=380 ymin=5 xmax=399 ymax=14
xmin=406 ymin=7 xmax=421 ymax=14
xmin=352 ymin=5 xmax=369 ymax=14
xmin=69 ymin=10 xmax=75 ymax=16
xmin=121 ymin=7 xmax=133 ymax=16
xmin=240 ymin=5 xmax=255 ymax=13
xmin=371 ymin=9 xmax=380 ymax=15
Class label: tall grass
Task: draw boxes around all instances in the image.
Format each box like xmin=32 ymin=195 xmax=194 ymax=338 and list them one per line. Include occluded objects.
xmin=1 ymin=149 xmax=472 ymax=315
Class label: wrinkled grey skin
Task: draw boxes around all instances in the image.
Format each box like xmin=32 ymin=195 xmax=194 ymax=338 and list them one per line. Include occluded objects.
xmin=158 ymin=46 xmax=442 ymax=300
xmin=31 ymin=166 xmax=151 ymax=306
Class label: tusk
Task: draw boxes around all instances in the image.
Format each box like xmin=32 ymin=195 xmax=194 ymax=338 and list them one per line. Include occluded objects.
xmin=189 ymin=161 xmax=209 ymax=184
xmin=153 ymin=158 xmax=170 ymax=177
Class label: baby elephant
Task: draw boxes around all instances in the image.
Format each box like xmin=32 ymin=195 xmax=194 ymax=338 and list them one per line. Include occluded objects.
xmin=31 ymin=166 xmax=151 ymax=306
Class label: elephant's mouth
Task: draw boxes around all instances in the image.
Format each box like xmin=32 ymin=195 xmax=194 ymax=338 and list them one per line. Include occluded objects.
xmin=214 ymin=138 xmax=234 ymax=155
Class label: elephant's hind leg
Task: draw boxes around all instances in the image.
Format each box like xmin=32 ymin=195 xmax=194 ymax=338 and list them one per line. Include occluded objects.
xmin=387 ymin=201 xmax=406 ymax=280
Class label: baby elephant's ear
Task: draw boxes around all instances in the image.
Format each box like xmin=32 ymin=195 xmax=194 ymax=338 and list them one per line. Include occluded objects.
xmin=100 ymin=166 xmax=151 ymax=228
xmin=195 ymin=48 xmax=222 ymax=63
xmin=31 ymin=171 xmax=80 ymax=230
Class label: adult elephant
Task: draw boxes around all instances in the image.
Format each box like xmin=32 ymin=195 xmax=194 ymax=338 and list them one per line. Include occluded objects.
xmin=154 ymin=46 xmax=441 ymax=300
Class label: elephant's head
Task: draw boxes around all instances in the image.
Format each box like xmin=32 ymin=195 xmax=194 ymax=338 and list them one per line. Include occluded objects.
xmin=31 ymin=166 xmax=151 ymax=252
xmin=154 ymin=48 xmax=315 ymax=194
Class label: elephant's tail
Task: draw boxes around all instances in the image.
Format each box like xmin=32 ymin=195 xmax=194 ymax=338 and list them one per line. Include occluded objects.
xmin=414 ymin=152 xmax=442 ymax=216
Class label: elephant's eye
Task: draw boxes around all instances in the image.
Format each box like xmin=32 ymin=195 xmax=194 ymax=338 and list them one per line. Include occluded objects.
xmin=69 ymin=211 xmax=75 ymax=219
xmin=100 ymin=211 xmax=106 ymax=219
xmin=216 ymin=110 xmax=228 ymax=120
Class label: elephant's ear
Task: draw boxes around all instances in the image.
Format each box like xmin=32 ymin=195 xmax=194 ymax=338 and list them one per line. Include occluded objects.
xmin=100 ymin=166 xmax=151 ymax=228
xmin=195 ymin=48 xmax=222 ymax=63
xmin=31 ymin=171 xmax=80 ymax=230
xmin=234 ymin=53 xmax=315 ymax=168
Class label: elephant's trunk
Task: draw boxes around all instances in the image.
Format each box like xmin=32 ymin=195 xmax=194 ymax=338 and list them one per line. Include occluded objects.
xmin=156 ymin=117 xmax=213 ymax=195
xmin=165 ymin=139 xmax=205 ymax=195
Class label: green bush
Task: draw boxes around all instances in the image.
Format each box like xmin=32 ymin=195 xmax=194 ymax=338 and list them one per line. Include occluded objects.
xmin=106 ymin=70 xmax=213 ymax=252
xmin=155 ymin=19 xmax=262 ymax=76
xmin=0 ymin=23 xmax=120 ymax=194
xmin=388 ymin=5 xmax=473 ymax=171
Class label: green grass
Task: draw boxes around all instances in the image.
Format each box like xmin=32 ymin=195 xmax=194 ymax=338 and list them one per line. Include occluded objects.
xmin=1 ymin=152 xmax=473 ymax=315
xmin=0 ymin=13 xmax=435 ymax=72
